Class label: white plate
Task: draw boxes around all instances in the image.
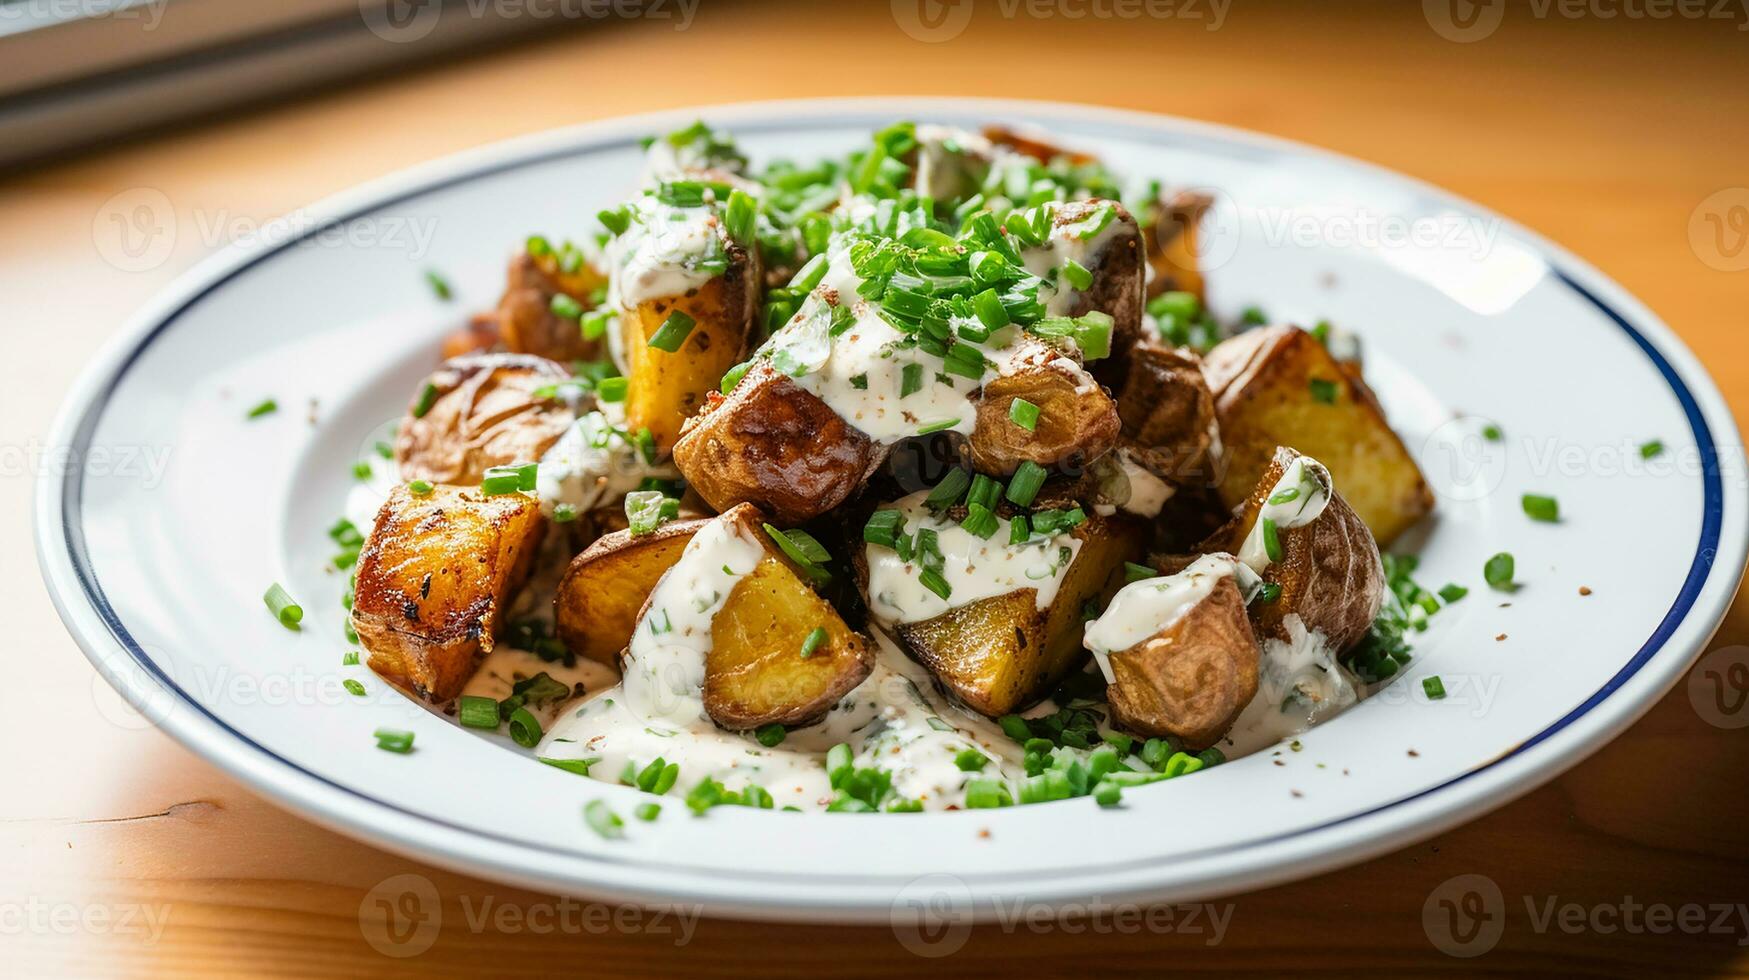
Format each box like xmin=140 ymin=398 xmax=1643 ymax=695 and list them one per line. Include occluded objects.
xmin=36 ymin=98 xmax=1747 ymax=922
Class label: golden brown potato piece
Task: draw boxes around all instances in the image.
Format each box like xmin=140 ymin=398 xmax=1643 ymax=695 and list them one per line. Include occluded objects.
xmin=970 ymin=358 xmax=1120 ymax=476
xmin=699 ymin=504 xmax=873 ymax=729
xmin=982 ymin=125 xmax=1099 ymax=166
xmin=673 ymin=362 xmax=887 ymax=525
xmin=1205 ymin=447 xmax=1384 ymax=653
xmin=1141 ymin=189 xmax=1212 ymax=301
xmin=1202 ymin=325 xmax=1434 ymax=545
xmin=554 ymin=517 xmax=710 ymax=665
xmin=1040 ymin=199 xmax=1145 ymax=367
xmin=394 ymin=353 xmax=573 ymax=487
xmin=496 ymin=249 xmax=605 ymax=363
xmin=891 ymin=512 xmax=1144 ymax=717
xmin=621 ymin=242 xmax=759 ymax=451
xmin=352 ymin=484 xmax=545 ymax=702
xmin=1105 ymin=575 xmax=1260 ymax=749
xmin=1115 ymin=342 xmax=1220 ymax=486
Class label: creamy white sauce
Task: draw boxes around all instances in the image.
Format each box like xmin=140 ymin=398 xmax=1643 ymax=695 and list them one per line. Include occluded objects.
xmin=764 ymin=245 xmax=1096 ymax=445
xmin=1220 ymin=613 xmax=1360 ymax=757
xmin=1021 ymin=202 xmax=1125 ymax=318
xmin=537 ymin=630 xmax=1026 ymax=811
xmin=606 ymin=196 xmax=723 ymax=311
xmin=864 ymin=490 xmax=1084 ymax=625
xmin=534 ymin=412 xmax=678 ymax=518
xmin=1082 ymin=553 xmax=1261 ymax=684
xmin=460 ymin=644 xmax=618 ymax=729
xmin=618 ymin=514 xmax=765 ymax=727
xmin=911 ymin=125 xmax=997 ymax=203
xmin=1237 ymin=454 xmax=1332 ymax=573
xmin=1090 ymin=449 xmax=1174 ymax=519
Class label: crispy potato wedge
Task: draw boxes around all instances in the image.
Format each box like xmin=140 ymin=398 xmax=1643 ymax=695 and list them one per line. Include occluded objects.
xmin=1105 ymin=574 xmax=1260 ymax=749
xmin=982 ymin=125 xmax=1099 ymax=166
xmin=352 ymin=484 xmax=546 ymax=702
xmin=1202 ymin=325 xmax=1434 ymax=545
xmin=1141 ymin=189 xmax=1212 ymax=301
xmin=1115 ymin=342 xmax=1220 ymax=486
xmin=969 ymin=354 xmax=1120 ymax=476
xmin=1034 ymin=199 xmax=1145 ymax=369
xmin=395 ymin=353 xmax=574 ymax=487
xmin=673 ymin=362 xmax=887 ymax=525
xmin=554 ymin=517 xmax=711 ymax=665
xmin=621 ymin=242 xmax=759 ymax=451
xmin=1206 ymin=447 xmax=1385 ymax=653
xmin=496 ymin=249 xmax=606 ymax=364
xmin=691 ymin=504 xmax=872 ymax=729
xmin=890 ymin=512 xmax=1144 ymax=717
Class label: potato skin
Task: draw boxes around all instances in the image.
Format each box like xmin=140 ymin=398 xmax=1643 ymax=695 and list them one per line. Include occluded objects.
xmin=889 ymin=511 xmax=1145 ymax=717
xmin=621 ymin=241 xmax=759 ymax=451
xmin=673 ymin=363 xmax=887 ymax=525
xmin=1202 ymin=325 xmax=1434 ymax=545
xmin=394 ymin=353 xmax=573 ymax=487
xmin=554 ymin=517 xmax=710 ymax=665
xmin=1141 ymin=189 xmax=1212 ymax=301
xmin=1115 ymin=342 xmax=1220 ymax=487
xmin=1106 ymin=575 xmax=1259 ymax=749
xmin=970 ymin=359 xmax=1120 ymax=476
xmin=1207 ymin=446 xmax=1385 ymax=653
xmin=496 ymin=250 xmax=605 ymax=364
xmin=1048 ymin=199 xmax=1145 ymax=377
xmin=352 ymin=484 xmax=545 ymax=702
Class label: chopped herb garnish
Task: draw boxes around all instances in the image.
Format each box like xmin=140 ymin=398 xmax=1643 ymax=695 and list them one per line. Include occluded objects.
xmin=919 ymin=568 xmax=952 ymax=600
xmin=634 ymin=802 xmax=662 ymax=821
xmin=1484 ymin=552 xmax=1516 ymax=591
xmin=540 ymin=757 xmax=598 ymax=776
xmin=508 ymin=707 xmax=543 ymax=748
xmin=1123 ymin=561 xmax=1158 ymax=584
xmin=1438 ymin=583 xmax=1468 ymax=603
xmin=1309 ymin=378 xmax=1339 ymax=404
xmin=481 ymin=461 xmax=537 ymax=495
xmin=799 ymin=626 xmax=828 ymax=658
xmin=549 ymin=293 xmax=583 ymax=320
xmin=263 ymin=583 xmax=302 ymax=630
xmin=1640 ymin=439 xmax=1665 ymax=459
xmin=1481 ymin=423 xmax=1503 ymax=441
xmin=916 ymin=418 xmax=960 ymax=435
xmin=246 ymin=398 xmax=277 ymax=419
xmin=1522 ymin=494 xmax=1559 ymax=522
xmin=754 ymin=723 xmax=786 ymax=747
xmin=647 ymin=310 xmax=698 ymax=353
xmin=408 ymin=479 xmax=434 ymax=496
xmin=1009 ymin=397 xmax=1040 ymax=432
xmin=596 ymin=376 xmax=628 ymax=402
xmin=954 ymin=748 xmax=989 ymax=772
xmin=1423 ymin=676 xmax=1447 ymax=700
xmin=584 ymin=799 xmax=624 ymax=839
xmin=425 ymin=269 xmax=452 ymax=300
xmin=458 ymin=695 xmax=500 ymax=729
xmin=343 ymin=679 xmax=366 ymax=697
xmin=1005 ymin=460 xmax=1047 ymax=507
xmin=373 ymin=728 xmax=414 ymax=754
xmin=900 ymin=363 xmax=923 ymax=397
xmin=352 ymin=461 xmax=372 ymax=481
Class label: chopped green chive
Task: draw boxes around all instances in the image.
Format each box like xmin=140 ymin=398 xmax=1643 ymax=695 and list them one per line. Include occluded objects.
xmin=425 ymin=269 xmax=452 ymax=301
xmin=964 ymin=778 xmax=1012 ymax=809
xmin=925 ymin=469 xmax=971 ymax=509
xmin=481 ymin=461 xmax=537 ymax=495
xmin=552 ymin=503 xmax=578 ymax=523
xmin=596 ymin=376 xmax=628 ymax=402
xmin=264 ymin=583 xmax=302 ymax=630
xmin=343 ymin=679 xmax=366 ymax=697
xmin=719 ymin=361 xmax=751 ymax=394
xmin=799 ymin=626 xmax=828 ymax=659
xmin=549 ymin=293 xmax=584 ymax=320
xmin=408 ymin=479 xmax=434 ymax=496
xmin=458 ymin=695 xmax=500 ymax=729
xmin=373 ymin=728 xmax=414 ymax=754
xmin=634 ymin=802 xmax=662 ymax=822
xmin=755 ymin=723 xmax=787 ymax=747
xmin=1481 ymin=423 xmax=1503 ymax=441
xmin=1061 ymin=260 xmax=1092 ymax=291
xmin=1241 ymin=305 xmax=1268 ymax=326
xmin=919 ymin=568 xmax=952 ymax=600
xmin=647 ymin=310 xmax=698 ymax=352
xmin=540 ymin=757 xmax=598 ymax=776
xmin=1005 ymin=460 xmax=1047 ymax=507
xmin=954 ymin=748 xmax=989 ymax=772
xmin=1484 ymin=552 xmax=1516 ymax=591
xmin=597 ymin=208 xmax=630 ymax=236
xmin=1522 ymin=494 xmax=1559 ymax=523
xmin=342 ymin=651 xmax=360 ymax=666
xmin=916 ymin=418 xmax=960 ymax=435
xmin=1009 ymin=397 xmax=1040 ymax=432
xmin=1438 ymin=583 xmax=1468 ymax=603
xmin=411 ymin=382 xmax=439 ymax=418
xmin=1423 ymin=676 xmax=1447 ymax=700
xmin=765 ymin=524 xmax=831 ymax=565
xmin=1256 ymin=582 xmax=1282 ymax=603
xmin=863 ymin=509 xmax=905 ymax=548
xmin=246 ymin=398 xmax=277 ymax=419
xmin=626 ymin=490 xmax=678 ymax=536
xmin=581 ymin=309 xmax=613 ymax=340
xmin=508 ymin=707 xmax=543 ymax=748
xmin=725 ymin=189 xmax=757 ymax=244
xmin=352 ymin=461 xmax=372 ymax=481
xmin=1640 ymin=439 xmax=1665 ymax=459
xmin=1261 ymin=518 xmax=1283 ymax=563
xmin=1123 ymin=561 xmax=1158 ymax=584
xmin=584 ymin=799 xmax=624 ymax=839
xmin=1309 ymin=378 xmax=1339 ymax=404
xmin=900 ymin=363 xmax=923 ymax=398
xmin=1007 ymin=514 xmax=1031 ymax=545
xmin=960 ymin=503 xmax=999 ymax=540
xmin=849 ymin=373 xmax=869 ymax=390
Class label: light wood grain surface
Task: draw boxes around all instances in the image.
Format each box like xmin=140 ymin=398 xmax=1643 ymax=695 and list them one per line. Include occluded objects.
xmin=6 ymin=1 xmax=1749 ymax=975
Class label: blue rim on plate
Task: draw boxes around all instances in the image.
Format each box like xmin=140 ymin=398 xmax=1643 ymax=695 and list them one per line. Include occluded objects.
xmin=35 ymin=99 xmax=1747 ymax=913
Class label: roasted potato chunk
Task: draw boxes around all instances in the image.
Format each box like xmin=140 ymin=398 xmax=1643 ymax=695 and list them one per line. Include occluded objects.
xmin=352 ymin=484 xmax=545 ymax=702
xmin=555 ymin=517 xmax=710 ymax=665
xmin=970 ymin=354 xmax=1120 ymax=476
xmin=673 ymin=363 xmax=887 ymax=525
xmin=1141 ymin=189 xmax=1213 ymax=301
xmin=1115 ymin=342 xmax=1220 ymax=486
xmin=496 ymin=249 xmax=605 ymax=363
xmin=394 ymin=353 xmax=573 ymax=487
xmin=621 ymin=242 xmax=759 ymax=451
xmin=1202 ymin=325 xmax=1434 ymax=545
xmin=1103 ymin=573 xmax=1260 ymax=749
xmin=1206 ymin=447 xmax=1384 ymax=653
xmin=1031 ymin=199 xmax=1145 ymax=370
xmin=890 ymin=512 xmax=1144 ymax=717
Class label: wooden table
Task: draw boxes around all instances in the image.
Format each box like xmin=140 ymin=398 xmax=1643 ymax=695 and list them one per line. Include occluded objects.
xmin=6 ymin=1 xmax=1748 ymax=974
